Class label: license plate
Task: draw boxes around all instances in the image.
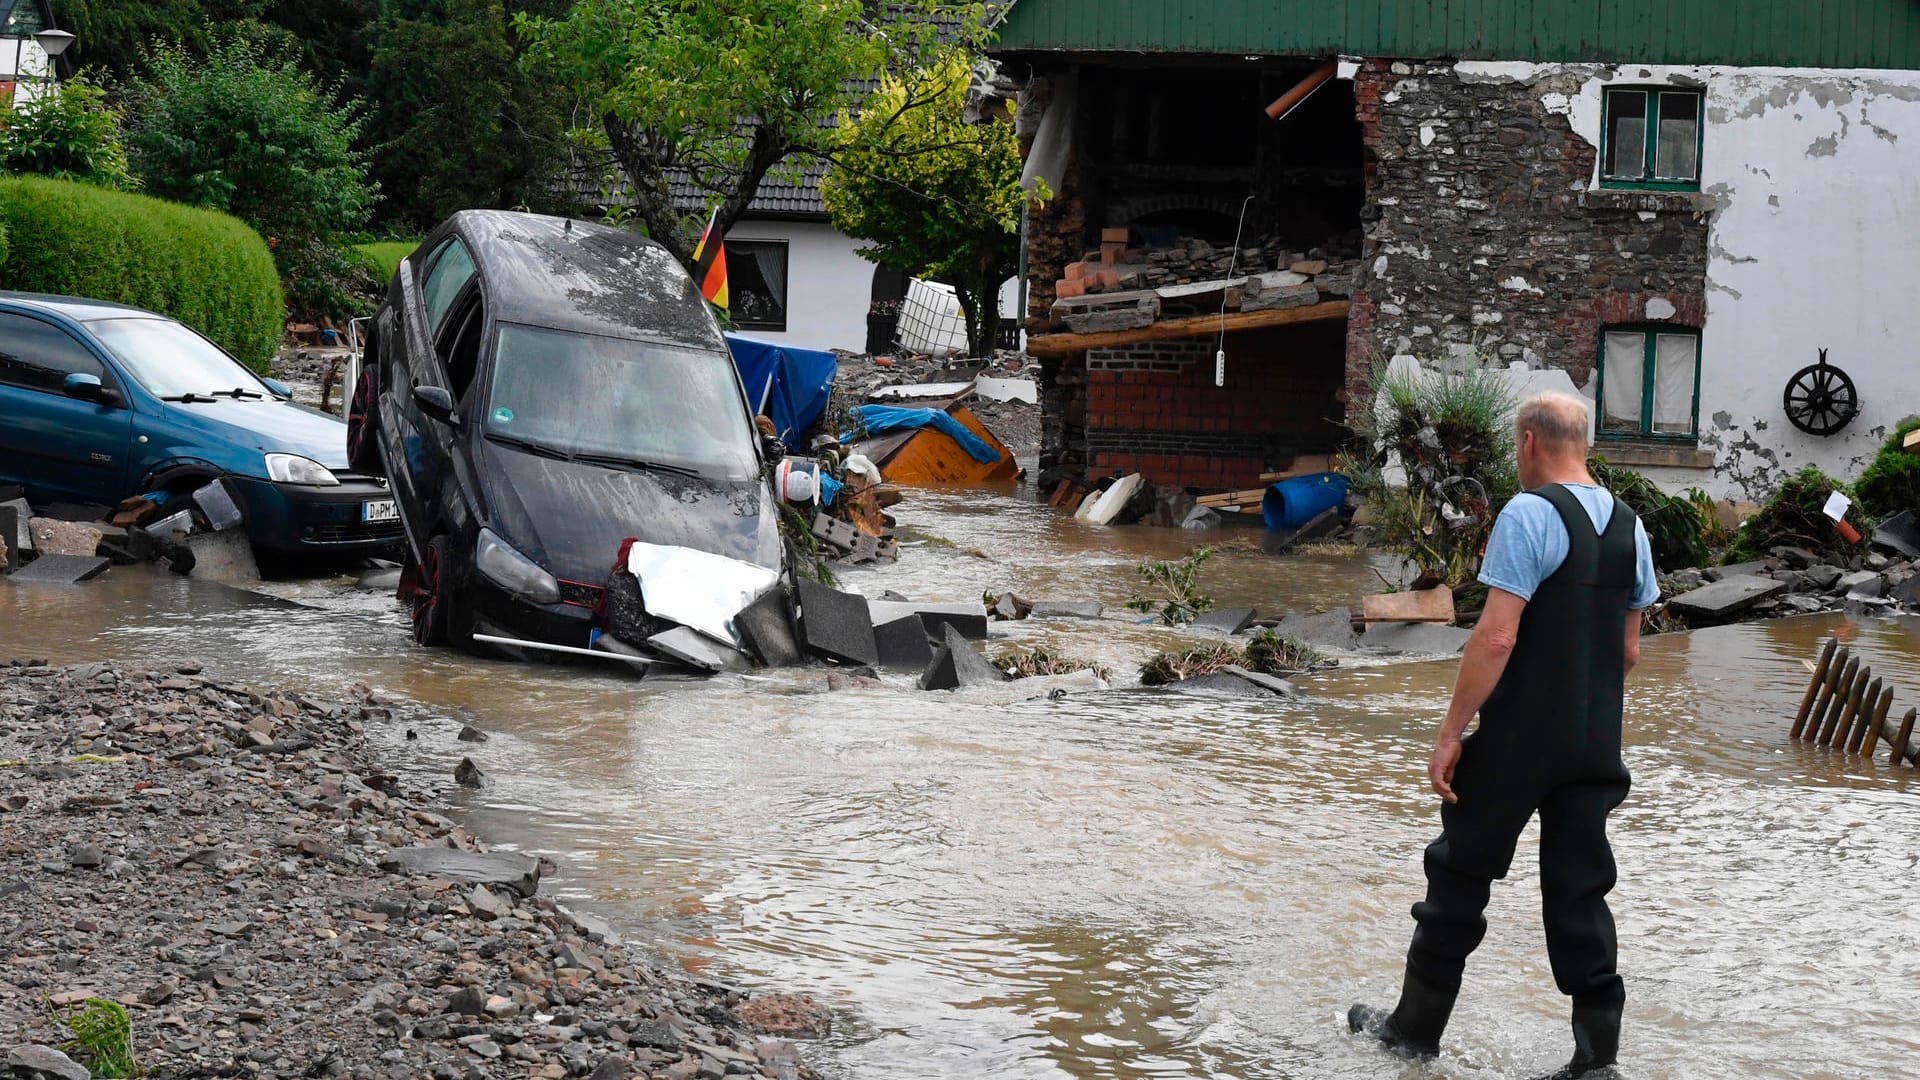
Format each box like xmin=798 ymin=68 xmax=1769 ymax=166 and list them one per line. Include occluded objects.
xmin=361 ymin=499 xmax=398 ymax=523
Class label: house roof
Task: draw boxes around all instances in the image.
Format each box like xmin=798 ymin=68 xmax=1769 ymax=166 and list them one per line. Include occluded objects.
xmin=988 ymin=0 xmax=1920 ymax=71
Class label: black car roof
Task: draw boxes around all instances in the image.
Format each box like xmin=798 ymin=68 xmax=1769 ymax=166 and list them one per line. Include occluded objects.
xmin=442 ymin=210 xmax=727 ymax=350
xmin=0 ymin=291 xmax=169 ymax=323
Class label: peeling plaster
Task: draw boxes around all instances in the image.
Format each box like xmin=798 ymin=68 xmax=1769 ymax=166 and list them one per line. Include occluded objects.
xmin=1806 ymin=134 xmax=1840 ymax=157
xmin=1499 ymin=276 xmax=1543 ymax=295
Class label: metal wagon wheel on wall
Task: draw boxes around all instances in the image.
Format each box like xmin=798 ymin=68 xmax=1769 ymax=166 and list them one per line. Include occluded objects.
xmin=1782 ymin=349 xmax=1860 ymax=436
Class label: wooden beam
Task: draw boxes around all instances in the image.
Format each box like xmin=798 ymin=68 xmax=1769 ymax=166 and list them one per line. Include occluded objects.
xmin=1026 ymin=301 xmax=1351 ymax=358
xmin=1906 ymin=427 xmax=1920 ymax=455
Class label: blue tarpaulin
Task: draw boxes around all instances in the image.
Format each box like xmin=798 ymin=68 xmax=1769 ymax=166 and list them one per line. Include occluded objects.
xmin=853 ymin=404 xmax=1002 ymax=463
xmin=725 ymin=334 xmax=838 ymax=446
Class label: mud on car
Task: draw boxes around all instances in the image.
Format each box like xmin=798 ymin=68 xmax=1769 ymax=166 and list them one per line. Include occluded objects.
xmin=349 ymin=211 xmax=786 ymax=653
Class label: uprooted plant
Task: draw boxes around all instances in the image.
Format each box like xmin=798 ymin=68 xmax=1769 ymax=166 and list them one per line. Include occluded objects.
xmin=1124 ymin=547 xmax=1216 ymax=625
xmin=992 ymin=647 xmax=1112 ymax=682
xmin=1139 ymin=632 xmax=1331 ymax=685
xmin=1139 ymin=642 xmax=1243 ymax=686
xmin=1343 ymin=354 xmax=1518 ymax=586
xmin=48 ymin=997 xmax=137 ymax=1078
xmin=1240 ymin=631 xmax=1330 ymax=677
xmin=1729 ymin=465 xmax=1866 ymax=562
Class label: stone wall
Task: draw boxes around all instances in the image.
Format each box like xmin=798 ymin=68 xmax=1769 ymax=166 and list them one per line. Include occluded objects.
xmin=1347 ymin=59 xmax=1711 ymax=410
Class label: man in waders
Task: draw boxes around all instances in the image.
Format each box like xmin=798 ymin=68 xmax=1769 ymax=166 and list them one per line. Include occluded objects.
xmin=1349 ymin=392 xmax=1658 ymax=1079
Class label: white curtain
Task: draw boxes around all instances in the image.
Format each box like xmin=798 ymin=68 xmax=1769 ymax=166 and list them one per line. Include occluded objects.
xmin=1602 ymin=332 xmax=1645 ymax=429
xmin=1652 ymin=334 xmax=1698 ymax=432
xmin=751 ymin=245 xmax=788 ymax=316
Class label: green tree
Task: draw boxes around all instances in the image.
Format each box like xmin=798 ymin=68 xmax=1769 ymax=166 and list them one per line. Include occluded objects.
xmin=0 ymin=75 xmax=134 ymax=189
xmin=55 ymin=0 xmax=269 ymax=78
xmin=517 ymin=0 xmax=977 ymax=269
xmin=123 ymin=37 xmax=378 ymax=316
xmin=821 ymin=53 xmax=1036 ymax=356
xmin=365 ymin=0 xmax=574 ymax=230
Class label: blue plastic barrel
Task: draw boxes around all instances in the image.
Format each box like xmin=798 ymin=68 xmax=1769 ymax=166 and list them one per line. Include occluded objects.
xmin=1262 ymin=472 xmax=1350 ymax=530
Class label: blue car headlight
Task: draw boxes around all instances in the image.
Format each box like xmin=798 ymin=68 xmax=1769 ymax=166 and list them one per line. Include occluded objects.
xmin=474 ymin=528 xmax=561 ymax=605
xmin=263 ymin=453 xmax=340 ymax=486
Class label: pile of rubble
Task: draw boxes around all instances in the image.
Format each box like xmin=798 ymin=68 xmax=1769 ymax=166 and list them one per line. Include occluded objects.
xmin=0 ymin=484 xmax=244 ymax=587
xmin=0 ymin=660 xmax=821 ymax=1080
xmin=1656 ymin=542 xmax=1920 ymax=625
xmin=1046 ymin=229 xmax=1358 ymax=335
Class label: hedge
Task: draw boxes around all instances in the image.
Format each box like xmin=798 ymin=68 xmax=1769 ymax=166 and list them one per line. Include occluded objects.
xmin=0 ymin=175 xmax=282 ymax=371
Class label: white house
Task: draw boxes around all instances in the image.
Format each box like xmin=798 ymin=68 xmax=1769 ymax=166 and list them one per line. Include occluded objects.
xmin=0 ymin=0 xmax=69 ymax=109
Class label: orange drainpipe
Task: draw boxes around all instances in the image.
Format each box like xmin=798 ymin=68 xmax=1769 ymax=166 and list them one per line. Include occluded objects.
xmin=1265 ymin=60 xmax=1340 ymax=121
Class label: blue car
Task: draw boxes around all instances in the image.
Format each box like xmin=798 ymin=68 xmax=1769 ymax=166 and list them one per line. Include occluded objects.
xmin=0 ymin=292 xmax=400 ymax=558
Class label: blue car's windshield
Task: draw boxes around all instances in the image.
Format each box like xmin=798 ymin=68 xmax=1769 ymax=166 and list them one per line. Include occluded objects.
xmin=483 ymin=324 xmax=758 ymax=478
xmin=88 ymin=318 xmax=266 ymax=398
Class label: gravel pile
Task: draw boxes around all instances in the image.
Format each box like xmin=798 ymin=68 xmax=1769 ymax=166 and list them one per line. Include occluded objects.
xmin=0 ymin=660 xmax=821 ymax=1080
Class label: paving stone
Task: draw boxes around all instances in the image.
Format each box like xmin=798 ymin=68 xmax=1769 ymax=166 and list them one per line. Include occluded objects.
xmin=4 ymin=555 xmax=110 ymax=584
xmin=1029 ymin=600 xmax=1105 ymax=620
xmin=797 ymin=580 xmax=878 ymax=667
xmin=1837 ymin=570 xmax=1884 ymax=598
xmin=865 ymin=599 xmax=988 ymax=642
xmin=1666 ymin=575 xmax=1788 ymax=619
xmin=1193 ymin=608 xmax=1256 ymax=635
xmin=919 ymin=624 xmax=1008 ymax=691
xmin=873 ymin=614 xmax=933 ymax=671
xmin=1703 ymin=559 xmax=1772 ymax=582
xmin=735 ymin=587 xmax=801 ymax=668
xmin=26 ymin=519 xmax=100 ymax=558
xmin=378 ymin=847 xmax=541 ymax=898
xmin=646 ymin=627 xmax=751 ymax=674
xmin=1360 ymin=622 xmax=1472 ymax=655
xmin=1267 ymin=607 xmax=1358 ymax=650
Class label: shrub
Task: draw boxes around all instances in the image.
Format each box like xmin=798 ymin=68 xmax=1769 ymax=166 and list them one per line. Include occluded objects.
xmin=1140 ymin=643 xmax=1243 ymax=686
xmin=1124 ymin=547 xmax=1215 ymax=626
xmin=1730 ymin=466 xmax=1863 ymax=561
xmin=0 ymin=175 xmax=283 ymax=371
xmin=1854 ymin=418 xmax=1920 ymax=522
xmin=0 ymin=75 xmax=134 ymax=189
xmin=1240 ymin=631 xmax=1328 ymax=676
xmin=1588 ymin=456 xmax=1710 ymax=570
xmin=356 ymin=241 xmax=420 ymax=288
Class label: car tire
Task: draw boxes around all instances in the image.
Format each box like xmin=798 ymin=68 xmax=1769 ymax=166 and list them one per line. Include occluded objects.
xmin=346 ymin=363 xmax=382 ymax=476
xmin=410 ymin=534 xmax=471 ymax=649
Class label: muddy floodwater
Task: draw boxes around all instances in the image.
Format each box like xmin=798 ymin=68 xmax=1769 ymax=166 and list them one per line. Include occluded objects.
xmin=5 ymin=488 xmax=1920 ymax=1079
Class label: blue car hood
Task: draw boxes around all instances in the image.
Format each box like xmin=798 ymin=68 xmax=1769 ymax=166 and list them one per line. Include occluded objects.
xmin=168 ymin=398 xmax=351 ymax=470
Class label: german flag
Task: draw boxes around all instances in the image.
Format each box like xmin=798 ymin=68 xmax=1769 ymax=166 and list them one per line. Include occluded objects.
xmin=691 ymin=209 xmax=729 ymax=311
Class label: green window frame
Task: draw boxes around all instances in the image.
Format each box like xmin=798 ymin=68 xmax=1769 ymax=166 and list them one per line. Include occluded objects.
xmin=1599 ymin=87 xmax=1704 ymax=191
xmin=1596 ymin=326 xmax=1702 ymax=441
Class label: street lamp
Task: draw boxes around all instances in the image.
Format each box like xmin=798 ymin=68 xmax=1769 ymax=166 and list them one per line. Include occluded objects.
xmin=7 ymin=24 xmax=73 ymax=108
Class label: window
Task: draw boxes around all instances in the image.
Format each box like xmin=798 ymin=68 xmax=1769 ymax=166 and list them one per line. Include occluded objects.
xmin=89 ymin=317 xmax=260 ymax=399
xmin=1602 ymin=87 xmax=1703 ymax=190
xmin=1598 ymin=327 xmax=1700 ymax=439
xmin=421 ymin=239 xmax=476 ymax=339
xmin=0 ymin=312 xmax=109 ymax=395
xmin=728 ymin=240 xmax=789 ymax=332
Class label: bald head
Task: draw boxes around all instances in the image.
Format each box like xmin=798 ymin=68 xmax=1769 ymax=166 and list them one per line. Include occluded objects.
xmin=1516 ymin=392 xmax=1591 ymax=455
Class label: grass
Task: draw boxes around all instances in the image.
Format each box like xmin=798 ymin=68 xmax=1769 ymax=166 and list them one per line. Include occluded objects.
xmin=52 ymin=997 xmax=137 ymax=1077
xmin=355 ymin=241 xmax=419 ymax=288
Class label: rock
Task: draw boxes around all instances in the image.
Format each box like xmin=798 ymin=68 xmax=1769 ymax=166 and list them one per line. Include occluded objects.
xmin=1667 ymin=568 xmax=1703 ymax=588
xmin=379 ymin=847 xmax=541 ymax=897
xmin=796 ymin=580 xmax=879 ymax=668
xmin=456 ymin=724 xmax=489 ymax=743
xmin=1891 ymin=574 xmax=1920 ymax=607
xmin=26 ymin=519 xmax=102 ymax=558
xmin=919 ymin=624 xmax=1009 ymax=691
xmin=1836 ymin=570 xmax=1884 ymax=598
xmin=467 ymin=884 xmax=513 ymax=921
xmin=1268 ymin=607 xmax=1359 ymax=650
xmin=647 ymin=627 xmax=752 ymax=674
xmin=736 ymin=994 xmax=832 ymax=1039
xmin=1873 ymin=510 xmax=1920 ymax=558
xmin=6 ymin=1045 xmax=91 ymax=1080
xmin=735 ymin=587 xmax=802 ymax=668
xmin=1782 ymin=594 xmax=1830 ymax=613
xmin=991 ymin=592 xmax=1031 ymax=621
xmin=1289 ymin=259 xmax=1329 ymax=274
xmin=825 ymin=671 xmax=883 ymax=691
xmin=139 ymin=981 xmax=176 ymax=1005
xmin=1703 ymin=558 xmax=1772 ymax=583
xmin=1800 ymin=564 xmax=1844 ymax=591
xmin=1771 ymin=546 xmax=1819 ymax=569
xmin=1193 ymin=608 xmax=1256 ymax=635
xmin=453 ymin=758 xmax=490 ymax=789
xmin=4 ymin=555 xmax=110 ymax=584
xmin=447 ymin=986 xmax=488 ymax=1016
xmin=1666 ymin=575 xmax=1788 ymax=620
xmin=586 ymin=1059 xmax=630 ymax=1080
xmin=864 ymin=599 xmax=989 ymax=642
xmin=66 ymin=844 xmax=103 ymax=869
xmin=1181 ymin=505 xmax=1222 ymax=531
xmin=1029 ymin=600 xmax=1105 ymax=620
xmin=873 ymin=614 xmax=933 ymax=671
xmin=1238 ymin=282 xmax=1321 ymax=312
xmin=1361 ymin=622 xmax=1472 ymax=655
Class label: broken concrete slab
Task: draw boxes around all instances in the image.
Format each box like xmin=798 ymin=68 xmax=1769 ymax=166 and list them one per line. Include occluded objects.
xmin=1268 ymin=607 xmax=1359 ymax=650
xmin=1292 ymin=507 xmax=1343 ymax=543
xmin=1029 ymin=600 xmax=1105 ymax=620
xmin=736 ymin=587 xmax=802 ymax=668
xmin=1220 ymin=665 xmax=1298 ymax=695
xmin=974 ymin=377 xmax=1038 ymax=404
xmin=1836 ymin=570 xmax=1885 ymax=598
xmin=185 ymin=529 xmax=260 ymax=584
xmin=27 ymin=518 xmax=101 ymax=558
xmin=1666 ymin=575 xmax=1789 ymax=619
xmin=378 ymin=847 xmax=541 ymax=898
xmin=1193 ymin=607 xmax=1256 ymax=635
xmin=1084 ymin=474 xmax=1147 ymax=526
xmin=1361 ymin=622 xmax=1472 ymax=655
xmin=1874 ymin=510 xmax=1920 ymax=558
xmin=919 ymin=623 xmax=1007 ymax=691
xmin=1167 ymin=672 xmax=1276 ymax=698
xmin=0 ymin=503 xmax=23 ymax=562
xmin=865 ymin=599 xmax=988 ymax=642
xmin=1703 ymin=559 xmax=1772 ymax=582
xmin=1891 ymin=574 xmax=1920 ymax=606
xmin=1799 ymin=564 xmax=1844 ymax=591
xmin=1244 ymin=270 xmax=1308 ymax=292
xmin=797 ymin=580 xmax=879 ymax=668
xmin=647 ymin=627 xmax=752 ymax=674
xmin=1361 ymin=587 xmax=1455 ymax=625
xmin=873 ymin=614 xmax=934 ymax=671
xmin=4 ymin=554 xmax=110 ymax=584
xmin=1182 ymin=505 xmax=1221 ymax=531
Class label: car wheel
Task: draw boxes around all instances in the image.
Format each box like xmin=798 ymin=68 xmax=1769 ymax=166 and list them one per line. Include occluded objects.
xmin=411 ymin=534 xmax=471 ymax=648
xmin=346 ymin=366 xmax=382 ymax=475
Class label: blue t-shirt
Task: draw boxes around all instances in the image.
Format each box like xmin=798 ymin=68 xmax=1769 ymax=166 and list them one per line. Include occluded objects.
xmin=1478 ymin=484 xmax=1660 ymax=609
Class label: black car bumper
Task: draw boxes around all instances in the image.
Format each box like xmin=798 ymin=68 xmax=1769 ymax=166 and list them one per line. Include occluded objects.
xmin=229 ymin=475 xmax=405 ymax=554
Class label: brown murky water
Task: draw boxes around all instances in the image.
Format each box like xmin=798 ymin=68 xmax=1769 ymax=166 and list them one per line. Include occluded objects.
xmin=5 ymin=488 xmax=1920 ymax=1079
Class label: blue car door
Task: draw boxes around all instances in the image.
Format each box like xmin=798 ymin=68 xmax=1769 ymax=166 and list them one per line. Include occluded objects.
xmin=0 ymin=310 xmax=134 ymax=505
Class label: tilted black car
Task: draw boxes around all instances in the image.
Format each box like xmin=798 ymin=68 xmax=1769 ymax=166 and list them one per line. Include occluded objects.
xmin=349 ymin=210 xmax=783 ymax=650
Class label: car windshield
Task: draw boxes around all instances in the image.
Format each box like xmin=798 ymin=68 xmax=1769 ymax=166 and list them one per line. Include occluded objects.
xmin=483 ymin=324 xmax=758 ymax=477
xmin=88 ymin=318 xmax=266 ymax=398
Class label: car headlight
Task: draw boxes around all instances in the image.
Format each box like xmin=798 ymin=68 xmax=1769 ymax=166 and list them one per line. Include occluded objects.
xmin=263 ymin=454 xmax=341 ymax=486
xmin=474 ymin=528 xmax=561 ymax=604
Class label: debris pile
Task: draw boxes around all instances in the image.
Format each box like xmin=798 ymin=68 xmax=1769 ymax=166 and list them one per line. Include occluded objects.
xmin=0 ymin=484 xmax=217 ymax=586
xmin=0 ymin=660 xmax=820 ymax=1079
xmin=1050 ymin=230 xmax=1358 ymax=311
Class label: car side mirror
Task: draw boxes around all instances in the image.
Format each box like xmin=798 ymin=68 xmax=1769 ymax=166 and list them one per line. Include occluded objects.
xmin=262 ymin=377 xmax=292 ymax=399
xmin=760 ymin=433 xmax=786 ymax=462
xmin=413 ymin=384 xmax=460 ymax=426
xmin=63 ymin=372 xmax=121 ymax=407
